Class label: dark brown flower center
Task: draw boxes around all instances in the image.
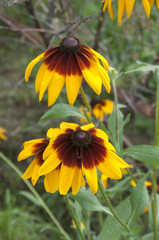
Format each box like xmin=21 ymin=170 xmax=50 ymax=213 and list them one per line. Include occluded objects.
xmin=60 ymin=37 xmax=81 ymax=53
xmin=72 ymin=130 xmax=91 ymax=147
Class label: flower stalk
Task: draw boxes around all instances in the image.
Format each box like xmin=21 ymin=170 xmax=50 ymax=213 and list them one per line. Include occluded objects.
xmin=152 ymin=73 xmax=159 ymax=240
xmin=0 ymin=152 xmax=71 ymax=240
xmin=65 ymin=195 xmax=85 ymax=240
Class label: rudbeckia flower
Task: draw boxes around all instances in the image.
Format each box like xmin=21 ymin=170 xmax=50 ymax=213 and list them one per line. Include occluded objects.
xmin=25 ymin=37 xmax=110 ymax=106
xmin=91 ymin=99 xmax=113 ymax=121
xmin=0 ymin=127 xmax=7 ymax=143
xmin=38 ymin=122 xmax=130 ymax=195
xmin=102 ymin=0 xmax=159 ymax=24
xmin=18 ymin=128 xmax=54 ymax=185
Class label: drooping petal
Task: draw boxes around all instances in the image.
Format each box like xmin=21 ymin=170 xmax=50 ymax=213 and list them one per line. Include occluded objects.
xmin=156 ymin=0 xmax=159 ymax=9
xmin=35 ymin=63 xmax=48 ymax=92
xmin=66 ymin=54 xmax=83 ymax=106
xmin=71 ymin=167 xmax=83 ymax=195
xmin=25 ymin=52 xmax=47 ymax=82
xmin=126 ymin=0 xmax=135 ymax=18
xmin=142 ymin=0 xmax=151 ymax=17
xmin=108 ymin=0 xmax=114 ymax=19
xmin=118 ymin=0 xmax=126 ymax=24
xmin=149 ymin=0 xmax=154 ymax=8
xmin=76 ymin=54 xmax=102 ymax=95
xmin=22 ymin=157 xmax=37 ymax=179
xmin=48 ymin=71 xmax=65 ymax=106
xmin=97 ymin=160 xmax=122 ymax=179
xmin=23 ymin=139 xmax=47 ymax=148
xmin=83 ymin=167 xmax=98 ymax=194
xmin=39 ymin=151 xmax=61 ymax=175
xmin=103 ymin=0 xmax=108 ymax=12
xmin=90 ymin=48 xmax=109 ymax=70
xmin=107 ymin=150 xmax=130 ymax=168
xmin=31 ymin=161 xmax=41 ymax=186
xmin=44 ymin=168 xmax=60 ymax=193
xmin=59 ymin=164 xmax=76 ymax=195
xmin=39 ymin=70 xmax=53 ymax=101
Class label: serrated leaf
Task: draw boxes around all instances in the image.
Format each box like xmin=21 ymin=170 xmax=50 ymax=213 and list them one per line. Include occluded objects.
xmin=70 ymin=188 xmax=112 ymax=215
xmin=98 ymin=197 xmax=132 ymax=240
xmin=121 ymin=145 xmax=159 ymax=166
xmin=19 ymin=191 xmax=41 ymax=206
xmin=129 ymin=177 xmax=149 ymax=224
xmin=40 ymin=103 xmax=85 ymax=122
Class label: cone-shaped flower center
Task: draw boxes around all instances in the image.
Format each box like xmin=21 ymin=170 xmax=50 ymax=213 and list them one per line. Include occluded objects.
xmin=60 ymin=37 xmax=80 ymax=53
xmin=72 ymin=130 xmax=91 ymax=147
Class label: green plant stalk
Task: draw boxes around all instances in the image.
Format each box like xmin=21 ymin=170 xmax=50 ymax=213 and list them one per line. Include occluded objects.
xmin=151 ymin=81 xmax=159 ymax=240
xmin=65 ymin=195 xmax=85 ymax=240
xmin=98 ymin=179 xmax=133 ymax=238
xmin=80 ymin=86 xmax=91 ymax=112
xmin=112 ymin=76 xmax=119 ymax=148
xmin=0 ymin=152 xmax=71 ymax=240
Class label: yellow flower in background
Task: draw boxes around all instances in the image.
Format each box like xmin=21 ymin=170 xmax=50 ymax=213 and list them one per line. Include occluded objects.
xmin=91 ymin=99 xmax=113 ymax=121
xmin=18 ymin=128 xmax=54 ymax=185
xmin=103 ymin=0 xmax=114 ymax=19
xmin=0 ymin=127 xmax=7 ymax=142
xmin=25 ymin=37 xmax=110 ymax=106
xmin=80 ymin=99 xmax=113 ymax=123
xmin=103 ymin=0 xmax=159 ymax=24
xmin=38 ymin=122 xmax=130 ymax=195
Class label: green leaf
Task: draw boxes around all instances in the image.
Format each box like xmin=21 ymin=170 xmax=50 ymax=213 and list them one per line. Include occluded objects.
xmin=121 ymin=145 xmax=159 ymax=166
xmin=98 ymin=197 xmax=132 ymax=240
xmin=70 ymin=188 xmax=112 ymax=215
xmin=108 ymin=106 xmax=124 ymax=150
xmin=141 ymin=233 xmax=155 ymax=240
xmin=19 ymin=191 xmax=41 ymax=206
xmin=125 ymin=61 xmax=159 ymax=74
xmin=40 ymin=103 xmax=85 ymax=122
xmin=129 ymin=176 xmax=149 ymax=224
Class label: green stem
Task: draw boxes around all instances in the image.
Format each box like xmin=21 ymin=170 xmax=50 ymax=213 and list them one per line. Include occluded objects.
xmin=98 ymin=179 xmax=133 ymax=237
xmin=0 ymin=152 xmax=71 ymax=240
xmin=112 ymin=76 xmax=119 ymax=147
xmin=151 ymin=80 xmax=159 ymax=240
xmin=65 ymin=195 xmax=85 ymax=240
xmin=80 ymin=86 xmax=91 ymax=112
xmin=126 ymin=168 xmax=138 ymax=184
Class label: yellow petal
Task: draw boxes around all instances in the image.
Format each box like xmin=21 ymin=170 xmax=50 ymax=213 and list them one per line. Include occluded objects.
xmin=118 ymin=0 xmax=126 ymax=24
xmin=18 ymin=145 xmax=37 ymax=161
xmin=76 ymin=55 xmax=102 ymax=95
xmin=94 ymin=128 xmax=109 ymax=142
xmin=60 ymin=122 xmax=79 ymax=131
xmin=107 ymin=150 xmax=130 ymax=168
xmin=72 ymin=167 xmax=83 ymax=195
xmin=83 ymin=167 xmax=98 ymax=194
xmin=103 ymin=0 xmax=108 ymax=11
xmin=142 ymin=0 xmax=151 ymax=18
xmin=90 ymin=48 xmax=109 ymax=70
xmin=81 ymin=123 xmax=95 ymax=131
xmin=149 ymin=0 xmax=154 ymax=8
xmin=59 ymin=164 xmax=76 ymax=195
xmin=48 ymin=71 xmax=65 ymax=106
xmin=95 ymin=64 xmax=111 ymax=93
xmin=126 ymin=0 xmax=135 ymax=18
xmin=108 ymin=0 xmax=114 ymax=19
xmin=39 ymin=151 xmax=61 ymax=175
xmin=97 ymin=160 xmax=122 ymax=179
xmin=31 ymin=162 xmax=41 ymax=186
xmin=39 ymin=70 xmax=53 ymax=101
xmin=156 ymin=0 xmax=159 ymax=9
xmin=23 ymin=139 xmax=46 ymax=148
xmin=35 ymin=63 xmax=48 ymax=92
xmin=22 ymin=157 xmax=37 ymax=179
xmin=44 ymin=168 xmax=60 ymax=193
xmin=66 ymin=74 xmax=82 ymax=106
xmin=25 ymin=52 xmax=46 ymax=82
xmin=46 ymin=128 xmax=58 ymax=138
